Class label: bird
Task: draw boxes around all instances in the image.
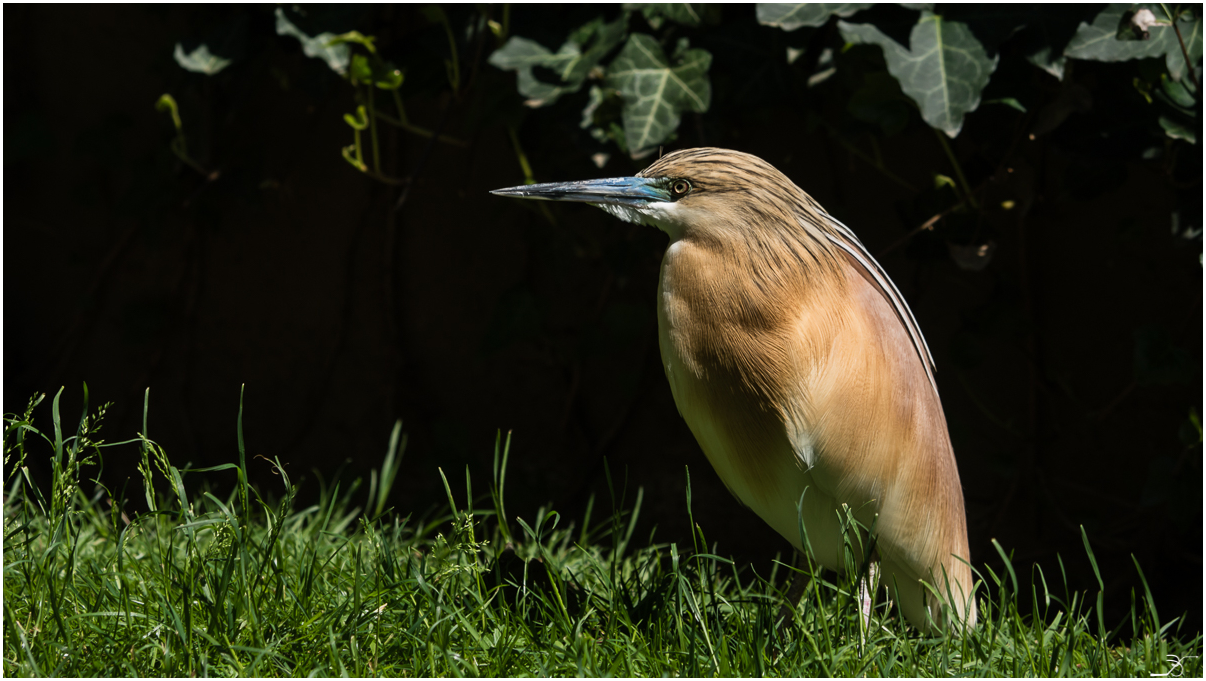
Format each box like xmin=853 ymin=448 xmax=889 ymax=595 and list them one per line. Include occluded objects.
xmin=491 ymin=147 xmax=975 ymax=632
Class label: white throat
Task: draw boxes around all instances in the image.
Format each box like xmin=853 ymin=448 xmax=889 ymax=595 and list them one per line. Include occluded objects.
xmin=595 ymin=202 xmax=687 ymax=241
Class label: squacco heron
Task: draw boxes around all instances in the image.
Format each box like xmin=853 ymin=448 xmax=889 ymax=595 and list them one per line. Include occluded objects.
xmin=492 ymin=147 xmax=975 ymax=632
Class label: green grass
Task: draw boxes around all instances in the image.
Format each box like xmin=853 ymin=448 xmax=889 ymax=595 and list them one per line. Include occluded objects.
xmin=4 ymin=386 xmax=1201 ymax=677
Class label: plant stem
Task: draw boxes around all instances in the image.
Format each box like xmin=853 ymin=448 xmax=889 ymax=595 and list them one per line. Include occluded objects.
xmin=933 ymin=127 xmax=979 ymax=210
xmin=876 ymin=174 xmax=996 ymax=258
xmin=508 ymin=126 xmax=537 ymax=185
xmin=368 ymin=87 xmax=381 ymax=173
xmin=373 ymin=109 xmax=467 ymax=147
xmin=432 ymin=6 xmax=460 ymax=96
xmin=1162 ymin=3 xmax=1201 ymax=90
xmin=392 ymin=90 xmax=409 ymax=126
xmin=507 ymin=126 xmax=555 ymax=225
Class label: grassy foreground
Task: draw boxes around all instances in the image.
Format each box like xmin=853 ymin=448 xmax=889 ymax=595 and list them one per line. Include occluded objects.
xmin=3 ymin=387 xmax=1201 ymax=677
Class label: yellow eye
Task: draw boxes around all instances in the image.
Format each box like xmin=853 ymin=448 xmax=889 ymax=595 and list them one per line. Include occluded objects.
xmin=672 ymin=180 xmax=690 ymax=196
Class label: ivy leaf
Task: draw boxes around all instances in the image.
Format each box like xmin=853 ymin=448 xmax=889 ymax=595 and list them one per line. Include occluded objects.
xmin=1027 ymin=46 xmax=1067 ymax=80
xmin=1064 ymin=5 xmax=1168 ymax=60
xmin=581 ymin=85 xmax=607 ymax=129
xmin=757 ymin=3 xmax=872 ymax=31
xmin=274 ymin=8 xmax=350 ymax=75
xmin=606 ymin=34 xmax=712 ymax=158
xmin=626 ymin=4 xmax=719 ymax=29
xmin=488 ymin=37 xmax=580 ymax=105
xmin=1065 ymin=4 xmax=1203 ymax=82
xmin=173 ymin=43 xmax=232 ymax=75
xmin=840 ymin=11 xmax=998 ymax=137
xmin=1016 ymin=7 xmax=1106 ymax=80
xmin=489 ymin=17 xmax=627 ymax=107
xmin=1160 ymin=115 xmax=1197 ymax=143
xmin=564 ymin=16 xmax=629 ymax=83
xmin=1161 ymin=73 xmax=1197 ymax=109
xmin=1174 ymin=15 xmax=1204 ymax=81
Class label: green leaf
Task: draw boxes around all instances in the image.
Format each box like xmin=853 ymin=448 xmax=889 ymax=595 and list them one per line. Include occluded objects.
xmin=488 ymin=16 xmax=627 ymax=107
xmin=1027 ymin=46 xmax=1067 ymax=80
xmin=840 ymin=11 xmax=998 ymax=137
xmin=350 ymin=54 xmax=373 ymax=84
xmin=1179 ymin=408 xmax=1202 ymax=446
xmin=327 ymin=30 xmax=377 ymax=55
xmin=1173 ymin=13 xmax=1204 ymax=82
xmin=155 ymin=94 xmax=183 ymax=132
xmin=420 ymin=4 xmax=446 ymax=24
xmin=1066 ymin=4 xmax=1167 ymax=60
xmin=946 ymin=6 xmax=1103 ymax=80
xmin=1159 ymin=115 xmax=1196 ymax=143
xmin=1161 ymin=73 xmax=1197 ymax=108
xmin=344 ymin=106 xmax=369 ymax=131
xmin=605 ymin=34 xmax=712 ymax=157
xmin=488 ymin=37 xmax=581 ymax=105
xmin=626 ymin=4 xmax=719 ymax=29
xmin=374 ymin=63 xmax=404 ymax=90
xmin=274 ymin=7 xmax=350 ymax=75
xmin=172 ymin=43 xmax=232 ymax=75
xmin=757 ymin=3 xmax=872 ymax=31
xmin=847 ymin=71 xmax=913 ymax=135
xmin=581 ymin=85 xmax=607 ymax=129
xmin=564 ymin=17 xmax=630 ymax=83
xmin=984 ymin=97 xmax=1027 ymax=112
xmin=1065 ymin=5 xmax=1203 ymax=82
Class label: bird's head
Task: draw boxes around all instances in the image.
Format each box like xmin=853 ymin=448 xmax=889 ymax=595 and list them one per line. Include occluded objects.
xmin=491 ymin=147 xmax=814 ymax=244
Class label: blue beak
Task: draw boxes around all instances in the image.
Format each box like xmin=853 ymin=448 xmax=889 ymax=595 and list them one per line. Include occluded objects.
xmin=490 ymin=177 xmax=669 ymax=207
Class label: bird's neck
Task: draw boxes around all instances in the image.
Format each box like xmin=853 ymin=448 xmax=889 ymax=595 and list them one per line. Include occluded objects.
xmin=663 ymin=223 xmax=843 ymax=322
xmin=658 ymin=230 xmax=847 ymax=388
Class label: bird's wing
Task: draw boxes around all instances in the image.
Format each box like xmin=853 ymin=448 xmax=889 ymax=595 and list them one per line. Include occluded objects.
xmin=816 ymin=214 xmax=938 ymax=396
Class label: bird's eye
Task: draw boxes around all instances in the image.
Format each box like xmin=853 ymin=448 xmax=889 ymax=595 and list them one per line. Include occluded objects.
xmin=671 ymin=180 xmax=691 ymax=197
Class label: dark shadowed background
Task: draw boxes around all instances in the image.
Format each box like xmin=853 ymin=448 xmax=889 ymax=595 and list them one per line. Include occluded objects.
xmin=5 ymin=4 xmax=1202 ymax=635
